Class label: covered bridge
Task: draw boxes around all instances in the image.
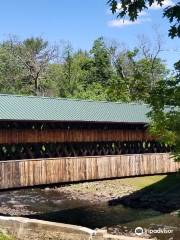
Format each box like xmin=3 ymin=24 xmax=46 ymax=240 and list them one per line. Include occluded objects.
xmin=0 ymin=94 xmax=179 ymax=189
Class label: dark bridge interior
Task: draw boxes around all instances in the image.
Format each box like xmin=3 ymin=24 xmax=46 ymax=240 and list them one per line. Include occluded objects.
xmin=0 ymin=120 xmax=171 ymax=160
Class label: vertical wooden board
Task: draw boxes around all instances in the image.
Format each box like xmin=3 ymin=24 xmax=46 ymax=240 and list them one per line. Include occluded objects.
xmin=1 ymin=163 xmax=5 ymax=187
xmin=85 ymin=157 xmax=92 ymax=180
xmin=142 ymin=154 xmax=146 ymax=175
xmin=82 ymin=157 xmax=87 ymax=181
xmin=98 ymin=157 xmax=108 ymax=179
xmin=46 ymin=159 xmax=52 ymax=184
xmin=134 ymin=155 xmax=138 ymax=176
xmin=158 ymin=154 xmax=163 ymax=173
xmin=148 ymin=154 xmax=152 ymax=174
xmin=0 ymin=128 xmax=156 ymax=144
xmin=24 ymin=160 xmax=30 ymax=186
xmin=3 ymin=162 xmax=9 ymax=188
xmin=118 ymin=155 xmax=125 ymax=177
xmin=50 ymin=160 xmax=55 ymax=183
xmin=0 ymin=163 xmax=2 ymax=188
xmin=4 ymin=162 xmax=12 ymax=188
xmin=61 ymin=157 xmax=66 ymax=182
xmin=169 ymin=155 xmax=175 ymax=172
xmin=67 ymin=158 xmax=71 ymax=181
xmin=58 ymin=158 xmax=63 ymax=181
xmin=116 ymin=155 xmax=121 ymax=177
xmin=159 ymin=154 xmax=164 ymax=173
xmin=53 ymin=159 xmax=59 ymax=183
xmin=39 ymin=159 xmax=44 ymax=184
xmin=85 ymin=157 xmax=89 ymax=180
xmin=90 ymin=157 xmax=95 ymax=180
xmin=27 ymin=160 xmax=33 ymax=186
xmin=137 ymin=154 xmax=141 ymax=175
xmin=62 ymin=157 xmax=67 ymax=182
xmin=13 ymin=161 xmax=21 ymax=188
xmin=68 ymin=158 xmax=73 ymax=181
xmin=0 ymin=153 xmax=180 ymax=189
xmin=35 ymin=160 xmax=42 ymax=185
xmin=56 ymin=159 xmax=61 ymax=183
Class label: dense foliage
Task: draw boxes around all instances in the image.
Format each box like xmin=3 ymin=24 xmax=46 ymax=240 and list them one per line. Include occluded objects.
xmin=0 ymin=35 xmax=179 ymax=159
xmin=147 ymin=61 xmax=180 ymax=160
xmin=0 ymin=36 xmax=169 ymax=101
xmin=107 ymin=0 xmax=180 ymax=160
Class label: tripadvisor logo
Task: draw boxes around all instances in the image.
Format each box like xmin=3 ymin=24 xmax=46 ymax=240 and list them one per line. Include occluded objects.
xmin=135 ymin=227 xmax=144 ymax=236
xmin=135 ymin=226 xmax=174 ymax=236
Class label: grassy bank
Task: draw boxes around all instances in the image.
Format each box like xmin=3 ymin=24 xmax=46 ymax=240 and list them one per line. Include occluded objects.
xmin=0 ymin=232 xmax=14 ymax=240
xmin=53 ymin=173 xmax=180 ymax=213
xmin=109 ymin=173 xmax=180 ymax=213
xmin=53 ymin=174 xmax=172 ymax=202
xmin=58 ymin=173 xmax=180 ymax=194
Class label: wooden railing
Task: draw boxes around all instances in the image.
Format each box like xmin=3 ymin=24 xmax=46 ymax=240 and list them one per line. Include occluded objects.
xmin=0 ymin=153 xmax=179 ymax=189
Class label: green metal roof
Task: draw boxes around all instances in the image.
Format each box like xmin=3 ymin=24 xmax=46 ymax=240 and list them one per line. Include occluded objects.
xmin=0 ymin=94 xmax=150 ymax=124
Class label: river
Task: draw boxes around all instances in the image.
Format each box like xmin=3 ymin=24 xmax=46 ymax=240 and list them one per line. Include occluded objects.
xmin=0 ymin=187 xmax=179 ymax=240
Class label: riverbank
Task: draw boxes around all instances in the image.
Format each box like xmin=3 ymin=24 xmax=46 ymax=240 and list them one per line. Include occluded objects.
xmin=50 ymin=174 xmax=180 ymax=214
xmin=51 ymin=178 xmax=135 ymax=203
xmin=0 ymin=174 xmax=179 ymax=239
xmin=0 ymin=174 xmax=179 ymax=216
xmin=109 ymin=173 xmax=180 ymax=214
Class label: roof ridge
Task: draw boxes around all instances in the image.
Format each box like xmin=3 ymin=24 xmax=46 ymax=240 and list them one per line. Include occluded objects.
xmin=0 ymin=93 xmax=149 ymax=106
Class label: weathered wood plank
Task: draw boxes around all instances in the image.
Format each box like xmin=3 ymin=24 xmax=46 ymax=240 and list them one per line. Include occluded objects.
xmin=0 ymin=129 xmax=154 ymax=144
xmin=0 ymin=153 xmax=179 ymax=190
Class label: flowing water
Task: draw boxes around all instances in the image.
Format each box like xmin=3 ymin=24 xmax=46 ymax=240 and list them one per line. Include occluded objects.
xmin=0 ymin=188 xmax=179 ymax=240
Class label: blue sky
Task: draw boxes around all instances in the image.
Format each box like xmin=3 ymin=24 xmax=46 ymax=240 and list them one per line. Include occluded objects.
xmin=0 ymin=0 xmax=179 ymax=69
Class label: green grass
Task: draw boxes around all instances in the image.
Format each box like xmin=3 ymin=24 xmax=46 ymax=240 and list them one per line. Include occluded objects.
xmin=0 ymin=232 xmax=14 ymax=240
xmin=61 ymin=174 xmax=172 ymax=196
xmin=120 ymin=174 xmax=180 ymax=195
xmin=142 ymin=173 xmax=180 ymax=192
xmin=116 ymin=175 xmax=168 ymax=190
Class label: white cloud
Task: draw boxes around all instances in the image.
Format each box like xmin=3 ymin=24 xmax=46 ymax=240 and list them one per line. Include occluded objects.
xmin=108 ymin=19 xmax=140 ymax=27
xmin=117 ymin=2 xmax=122 ymax=10
xmin=114 ymin=0 xmax=174 ymax=11
xmin=107 ymin=0 xmax=174 ymax=28
xmin=108 ymin=18 xmax=151 ymax=27
xmin=139 ymin=11 xmax=147 ymax=16
xmin=149 ymin=0 xmax=175 ymax=9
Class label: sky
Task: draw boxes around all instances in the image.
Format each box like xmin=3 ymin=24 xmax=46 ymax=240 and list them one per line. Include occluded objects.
xmin=0 ymin=0 xmax=179 ymax=69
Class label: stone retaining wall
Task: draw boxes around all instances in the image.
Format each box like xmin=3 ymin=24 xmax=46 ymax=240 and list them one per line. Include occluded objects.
xmin=0 ymin=216 xmax=151 ymax=240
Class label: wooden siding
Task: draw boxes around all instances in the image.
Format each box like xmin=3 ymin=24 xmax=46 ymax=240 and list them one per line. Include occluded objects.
xmin=0 ymin=129 xmax=154 ymax=144
xmin=0 ymin=153 xmax=179 ymax=189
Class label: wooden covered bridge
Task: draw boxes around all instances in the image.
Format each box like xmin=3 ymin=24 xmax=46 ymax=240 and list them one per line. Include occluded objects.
xmin=0 ymin=94 xmax=179 ymax=189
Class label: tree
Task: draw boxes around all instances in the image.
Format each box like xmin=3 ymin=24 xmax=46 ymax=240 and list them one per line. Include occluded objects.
xmin=107 ymin=47 xmax=168 ymax=102
xmin=5 ymin=37 xmax=57 ymax=95
xmin=106 ymin=75 xmax=130 ymax=102
xmin=107 ymin=0 xmax=180 ymax=38
xmin=75 ymin=82 xmax=108 ymax=101
xmin=90 ymin=37 xmax=112 ymax=85
xmin=0 ymin=45 xmax=23 ymax=94
xmin=107 ymin=0 xmax=180 ymax=159
xmin=54 ymin=46 xmax=89 ymax=98
xmin=148 ymin=62 xmax=180 ymax=160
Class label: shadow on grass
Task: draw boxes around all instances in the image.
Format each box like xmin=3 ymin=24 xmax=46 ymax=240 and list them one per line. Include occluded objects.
xmin=109 ymin=173 xmax=180 ymax=213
